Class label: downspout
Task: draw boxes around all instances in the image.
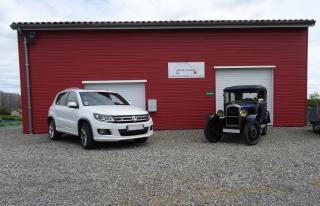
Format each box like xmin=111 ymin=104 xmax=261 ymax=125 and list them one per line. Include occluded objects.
xmin=23 ymin=33 xmax=33 ymax=134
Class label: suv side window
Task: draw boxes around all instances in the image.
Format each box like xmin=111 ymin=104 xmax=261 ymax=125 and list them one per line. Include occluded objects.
xmin=55 ymin=92 xmax=69 ymax=106
xmin=67 ymin=91 xmax=79 ymax=105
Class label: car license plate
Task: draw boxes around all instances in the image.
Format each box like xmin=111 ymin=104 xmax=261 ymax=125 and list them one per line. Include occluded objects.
xmin=127 ymin=125 xmax=144 ymax=131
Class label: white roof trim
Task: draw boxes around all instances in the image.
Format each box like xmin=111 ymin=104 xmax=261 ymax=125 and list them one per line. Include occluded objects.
xmin=214 ymin=65 xmax=276 ymax=69
xmin=82 ymin=80 xmax=147 ymax=84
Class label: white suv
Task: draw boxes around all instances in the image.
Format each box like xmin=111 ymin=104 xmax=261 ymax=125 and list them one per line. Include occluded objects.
xmin=48 ymin=88 xmax=153 ymax=149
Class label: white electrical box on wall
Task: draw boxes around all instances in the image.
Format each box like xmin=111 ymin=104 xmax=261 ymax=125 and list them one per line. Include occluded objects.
xmin=148 ymin=99 xmax=157 ymax=112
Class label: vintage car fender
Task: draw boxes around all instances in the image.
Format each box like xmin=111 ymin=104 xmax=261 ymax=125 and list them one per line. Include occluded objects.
xmin=206 ymin=114 xmax=224 ymax=133
xmin=245 ymin=114 xmax=258 ymax=124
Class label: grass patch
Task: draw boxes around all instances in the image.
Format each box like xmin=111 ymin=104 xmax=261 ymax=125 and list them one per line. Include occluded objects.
xmin=0 ymin=121 xmax=21 ymax=127
xmin=0 ymin=115 xmax=22 ymax=127
xmin=0 ymin=115 xmax=22 ymax=121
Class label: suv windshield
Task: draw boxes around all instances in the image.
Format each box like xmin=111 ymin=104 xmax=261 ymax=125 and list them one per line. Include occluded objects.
xmin=224 ymin=90 xmax=262 ymax=103
xmin=80 ymin=92 xmax=129 ymax=106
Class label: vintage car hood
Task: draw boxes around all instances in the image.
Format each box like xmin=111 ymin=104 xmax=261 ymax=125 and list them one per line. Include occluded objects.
xmin=226 ymin=102 xmax=257 ymax=110
xmin=237 ymin=102 xmax=257 ymax=110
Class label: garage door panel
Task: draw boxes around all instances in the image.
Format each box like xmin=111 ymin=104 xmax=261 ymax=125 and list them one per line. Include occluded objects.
xmin=215 ymin=68 xmax=273 ymax=124
xmin=84 ymin=83 xmax=146 ymax=109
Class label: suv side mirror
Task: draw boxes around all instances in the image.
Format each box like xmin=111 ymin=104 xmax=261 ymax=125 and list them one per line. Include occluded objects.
xmin=67 ymin=101 xmax=78 ymax=108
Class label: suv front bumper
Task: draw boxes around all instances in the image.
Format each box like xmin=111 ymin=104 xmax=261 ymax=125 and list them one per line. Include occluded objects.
xmin=92 ymin=119 xmax=153 ymax=142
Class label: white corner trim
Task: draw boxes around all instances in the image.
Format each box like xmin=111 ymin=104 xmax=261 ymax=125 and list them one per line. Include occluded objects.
xmin=214 ymin=65 xmax=276 ymax=69
xmin=82 ymin=80 xmax=147 ymax=84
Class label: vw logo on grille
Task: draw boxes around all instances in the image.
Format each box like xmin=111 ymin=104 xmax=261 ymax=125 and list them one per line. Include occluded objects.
xmin=132 ymin=115 xmax=137 ymax=122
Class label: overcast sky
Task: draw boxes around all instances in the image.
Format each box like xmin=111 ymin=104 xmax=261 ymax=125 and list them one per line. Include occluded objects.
xmin=0 ymin=0 xmax=319 ymax=95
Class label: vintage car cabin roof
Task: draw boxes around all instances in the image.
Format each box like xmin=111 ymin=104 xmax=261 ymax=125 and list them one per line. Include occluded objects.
xmin=223 ymin=85 xmax=267 ymax=92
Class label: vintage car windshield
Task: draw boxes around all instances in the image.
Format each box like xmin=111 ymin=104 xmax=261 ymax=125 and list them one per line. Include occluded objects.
xmin=224 ymin=90 xmax=260 ymax=103
xmin=79 ymin=92 xmax=129 ymax=106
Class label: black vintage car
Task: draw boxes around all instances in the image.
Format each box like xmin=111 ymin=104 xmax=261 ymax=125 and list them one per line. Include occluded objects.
xmin=204 ymin=85 xmax=270 ymax=145
xmin=308 ymin=100 xmax=320 ymax=133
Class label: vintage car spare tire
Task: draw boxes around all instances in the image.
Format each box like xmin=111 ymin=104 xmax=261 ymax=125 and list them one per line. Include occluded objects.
xmin=204 ymin=121 xmax=221 ymax=143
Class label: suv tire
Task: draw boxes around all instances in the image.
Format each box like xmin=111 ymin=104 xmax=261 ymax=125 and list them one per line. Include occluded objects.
xmin=48 ymin=119 xmax=61 ymax=140
xmin=204 ymin=121 xmax=221 ymax=143
xmin=80 ymin=122 xmax=95 ymax=149
xmin=134 ymin=137 xmax=148 ymax=143
xmin=243 ymin=120 xmax=261 ymax=146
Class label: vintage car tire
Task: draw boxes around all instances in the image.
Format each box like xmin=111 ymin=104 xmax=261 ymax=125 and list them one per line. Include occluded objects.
xmin=261 ymin=125 xmax=267 ymax=135
xmin=204 ymin=121 xmax=221 ymax=143
xmin=243 ymin=121 xmax=261 ymax=146
xmin=314 ymin=125 xmax=320 ymax=134
xmin=48 ymin=119 xmax=61 ymax=140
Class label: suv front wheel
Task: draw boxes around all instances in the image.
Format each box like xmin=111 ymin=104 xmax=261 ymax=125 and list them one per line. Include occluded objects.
xmin=80 ymin=122 xmax=96 ymax=149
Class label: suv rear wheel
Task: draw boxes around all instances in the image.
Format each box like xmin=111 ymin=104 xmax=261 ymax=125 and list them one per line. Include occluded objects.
xmin=243 ymin=121 xmax=261 ymax=146
xmin=80 ymin=122 xmax=96 ymax=149
xmin=48 ymin=119 xmax=61 ymax=140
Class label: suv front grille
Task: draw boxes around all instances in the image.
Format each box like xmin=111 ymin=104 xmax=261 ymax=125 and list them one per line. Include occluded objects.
xmin=112 ymin=114 xmax=149 ymax=123
xmin=119 ymin=127 xmax=149 ymax=136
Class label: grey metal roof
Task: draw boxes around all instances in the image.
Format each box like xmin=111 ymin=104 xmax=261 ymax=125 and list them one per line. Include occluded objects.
xmin=10 ymin=19 xmax=316 ymax=31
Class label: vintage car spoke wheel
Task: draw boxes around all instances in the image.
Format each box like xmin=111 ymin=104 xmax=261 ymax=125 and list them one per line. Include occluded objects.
xmin=48 ymin=120 xmax=61 ymax=140
xmin=204 ymin=121 xmax=221 ymax=143
xmin=243 ymin=121 xmax=261 ymax=146
xmin=80 ymin=122 xmax=95 ymax=149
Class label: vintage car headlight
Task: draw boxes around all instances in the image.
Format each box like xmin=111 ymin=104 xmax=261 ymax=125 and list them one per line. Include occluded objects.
xmin=93 ymin=113 xmax=114 ymax=122
xmin=239 ymin=109 xmax=248 ymax=117
xmin=216 ymin=110 xmax=224 ymax=117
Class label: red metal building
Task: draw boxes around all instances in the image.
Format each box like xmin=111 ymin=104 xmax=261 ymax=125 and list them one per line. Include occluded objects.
xmin=11 ymin=20 xmax=315 ymax=134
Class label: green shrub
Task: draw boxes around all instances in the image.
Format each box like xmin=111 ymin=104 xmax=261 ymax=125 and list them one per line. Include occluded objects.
xmin=0 ymin=108 xmax=10 ymax=115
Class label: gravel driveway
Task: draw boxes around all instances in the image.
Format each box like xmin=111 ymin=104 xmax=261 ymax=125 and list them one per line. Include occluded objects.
xmin=0 ymin=126 xmax=320 ymax=205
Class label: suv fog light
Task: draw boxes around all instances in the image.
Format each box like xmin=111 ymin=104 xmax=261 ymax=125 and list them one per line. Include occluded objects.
xmin=97 ymin=129 xmax=111 ymax=135
xmin=150 ymin=126 xmax=153 ymax=131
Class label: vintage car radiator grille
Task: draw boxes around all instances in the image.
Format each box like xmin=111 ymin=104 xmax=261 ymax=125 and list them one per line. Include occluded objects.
xmin=226 ymin=107 xmax=239 ymax=116
xmin=112 ymin=114 xmax=149 ymax=123
xmin=226 ymin=106 xmax=240 ymax=126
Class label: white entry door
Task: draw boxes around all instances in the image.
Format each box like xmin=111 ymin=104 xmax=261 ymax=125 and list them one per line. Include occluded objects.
xmin=83 ymin=80 xmax=146 ymax=110
xmin=215 ymin=67 xmax=274 ymax=124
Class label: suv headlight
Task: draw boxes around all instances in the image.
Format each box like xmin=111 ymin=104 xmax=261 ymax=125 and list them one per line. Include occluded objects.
xmin=240 ymin=109 xmax=248 ymax=117
xmin=93 ymin=113 xmax=114 ymax=122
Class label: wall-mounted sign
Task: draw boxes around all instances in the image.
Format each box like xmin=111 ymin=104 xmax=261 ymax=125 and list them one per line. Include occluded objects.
xmin=168 ymin=62 xmax=205 ymax=78
xmin=206 ymin=90 xmax=214 ymax=96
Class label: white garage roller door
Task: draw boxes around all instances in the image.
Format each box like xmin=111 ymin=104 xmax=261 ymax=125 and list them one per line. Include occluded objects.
xmin=82 ymin=80 xmax=146 ymax=110
xmin=215 ymin=66 xmax=274 ymax=124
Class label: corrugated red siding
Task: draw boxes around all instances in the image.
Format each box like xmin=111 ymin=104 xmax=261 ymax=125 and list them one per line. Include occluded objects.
xmin=17 ymin=28 xmax=308 ymax=133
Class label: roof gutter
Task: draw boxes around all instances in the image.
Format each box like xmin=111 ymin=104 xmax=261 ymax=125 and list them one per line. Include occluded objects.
xmin=11 ymin=20 xmax=316 ymax=31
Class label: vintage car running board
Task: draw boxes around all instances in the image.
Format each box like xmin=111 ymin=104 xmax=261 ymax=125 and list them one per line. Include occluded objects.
xmin=223 ymin=128 xmax=240 ymax=133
